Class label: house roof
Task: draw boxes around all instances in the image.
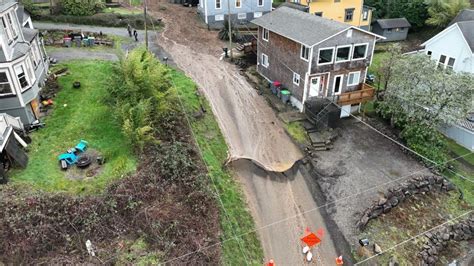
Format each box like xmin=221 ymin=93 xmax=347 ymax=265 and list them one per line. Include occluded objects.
xmin=278 ymin=2 xmax=309 ymax=13
xmin=374 ymin=18 xmax=411 ymax=29
xmin=251 ymin=6 xmax=352 ymax=47
xmin=0 ymin=0 xmax=16 ymax=13
xmin=457 ymin=21 xmax=474 ymax=52
xmin=22 ymin=27 xmax=38 ymax=42
xmin=449 ymin=9 xmax=474 ymax=25
xmin=11 ymin=42 xmax=30 ymax=61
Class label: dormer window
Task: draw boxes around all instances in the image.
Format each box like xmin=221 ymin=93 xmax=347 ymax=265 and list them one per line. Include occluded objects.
xmin=6 ymin=12 xmax=17 ymax=39
xmin=1 ymin=17 xmax=13 ymax=43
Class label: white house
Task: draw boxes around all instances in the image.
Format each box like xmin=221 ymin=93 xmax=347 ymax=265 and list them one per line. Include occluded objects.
xmin=421 ymin=11 xmax=474 ymax=151
xmin=0 ymin=0 xmax=49 ymax=125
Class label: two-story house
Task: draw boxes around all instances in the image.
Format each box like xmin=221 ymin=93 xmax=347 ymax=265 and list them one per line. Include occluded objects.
xmin=0 ymin=0 xmax=49 ymax=125
xmin=252 ymin=7 xmax=383 ymax=116
xmin=198 ymin=0 xmax=272 ymax=28
xmin=288 ymin=0 xmax=373 ymax=30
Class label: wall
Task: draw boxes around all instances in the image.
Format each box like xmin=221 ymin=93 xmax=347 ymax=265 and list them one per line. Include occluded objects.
xmin=440 ymin=124 xmax=474 ymax=151
xmin=198 ymin=0 xmax=272 ymax=27
xmin=306 ymin=0 xmax=371 ymax=28
xmin=256 ymin=26 xmax=309 ymax=104
xmin=310 ymin=29 xmax=376 ymax=97
xmin=425 ymin=26 xmax=474 ymax=74
xmin=374 ymin=27 xmax=409 ymax=42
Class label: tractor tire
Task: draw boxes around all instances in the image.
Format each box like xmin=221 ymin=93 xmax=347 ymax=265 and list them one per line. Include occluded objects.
xmin=77 ymin=155 xmax=92 ymax=169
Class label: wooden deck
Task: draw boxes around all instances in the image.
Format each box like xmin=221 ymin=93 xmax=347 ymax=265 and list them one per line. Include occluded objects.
xmin=337 ymin=83 xmax=375 ymax=106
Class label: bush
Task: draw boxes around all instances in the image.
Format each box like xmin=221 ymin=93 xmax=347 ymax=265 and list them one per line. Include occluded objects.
xmin=36 ymin=13 xmax=160 ymax=30
xmin=58 ymin=0 xmax=104 ymax=16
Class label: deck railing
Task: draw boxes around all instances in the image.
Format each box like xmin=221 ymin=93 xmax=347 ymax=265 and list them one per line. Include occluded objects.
xmin=337 ymin=83 xmax=375 ymax=106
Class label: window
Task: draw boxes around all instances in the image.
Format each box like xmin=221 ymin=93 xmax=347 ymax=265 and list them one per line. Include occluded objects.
xmin=334 ymin=0 xmax=341 ymax=2
xmin=427 ymin=50 xmax=432 ymax=56
xmin=293 ymin=72 xmax=300 ymax=86
xmin=336 ymin=46 xmax=351 ymax=62
xmin=318 ymin=47 xmax=334 ymax=65
xmin=215 ymin=14 xmax=224 ymax=21
xmin=254 ymin=12 xmax=263 ymax=18
xmin=315 ymin=12 xmax=323 ymax=17
xmin=15 ymin=65 xmax=29 ymax=90
xmin=292 ymin=0 xmax=301 ymax=3
xmin=236 ymin=0 xmax=241 ymax=8
xmin=447 ymin=58 xmax=455 ymax=69
xmin=238 ymin=13 xmax=246 ymax=20
xmin=1 ymin=17 xmax=12 ymax=43
xmin=301 ymin=45 xmax=310 ymax=61
xmin=438 ymin=54 xmax=447 ymax=69
xmin=31 ymin=41 xmax=41 ymax=68
xmin=345 ymin=8 xmax=354 ymax=22
xmin=362 ymin=10 xmax=368 ymax=21
xmin=387 ymin=28 xmax=392 ymax=33
xmin=258 ymin=0 xmax=263 ymax=7
xmin=333 ymin=75 xmax=343 ymax=95
xmin=347 ymin=72 xmax=360 ymax=86
xmin=215 ymin=0 xmax=221 ymax=9
xmin=0 ymin=71 xmax=12 ymax=95
xmin=438 ymin=55 xmax=455 ymax=70
xmin=262 ymin=28 xmax=269 ymax=41
xmin=346 ymin=29 xmax=353 ymax=38
xmin=352 ymin=44 xmax=368 ymax=60
xmin=6 ymin=13 xmax=17 ymax=39
xmin=261 ymin=53 xmax=269 ymax=67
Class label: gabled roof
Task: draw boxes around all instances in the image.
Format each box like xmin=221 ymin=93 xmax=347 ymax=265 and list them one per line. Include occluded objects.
xmin=373 ymin=18 xmax=411 ymax=29
xmin=251 ymin=6 xmax=383 ymax=47
xmin=278 ymin=2 xmax=309 ymax=13
xmin=449 ymin=9 xmax=474 ymax=25
xmin=22 ymin=27 xmax=38 ymax=42
xmin=422 ymin=21 xmax=474 ymax=53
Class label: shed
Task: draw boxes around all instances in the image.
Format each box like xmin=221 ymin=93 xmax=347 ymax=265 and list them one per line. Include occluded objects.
xmin=371 ymin=18 xmax=411 ymax=42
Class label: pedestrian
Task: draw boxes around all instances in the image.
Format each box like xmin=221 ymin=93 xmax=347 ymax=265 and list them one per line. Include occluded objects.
xmin=133 ymin=29 xmax=138 ymax=42
xmin=127 ymin=24 xmax=132 ymax=37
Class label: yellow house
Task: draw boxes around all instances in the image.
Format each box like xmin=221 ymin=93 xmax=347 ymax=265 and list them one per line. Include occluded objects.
xmin=288 ymin=0 xmax=373 ymax=30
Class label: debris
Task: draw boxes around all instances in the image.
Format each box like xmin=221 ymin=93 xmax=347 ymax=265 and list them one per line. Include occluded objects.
xmin=374 ymin=243 xmax=382 ymax=254
xmin=306 ymin=251 xmax=313 ymax=262
xmin=302 ymin=245 xmax=309 ymax=254
xmin=85 ymin=240 xmax=95 ymax=257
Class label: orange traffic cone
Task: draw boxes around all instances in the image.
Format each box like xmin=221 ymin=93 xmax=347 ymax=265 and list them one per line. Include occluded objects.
xmin=267 ymin=259 xmax=275 ymax=266
xmin=336 ymin=255 xmax=343 ymax=265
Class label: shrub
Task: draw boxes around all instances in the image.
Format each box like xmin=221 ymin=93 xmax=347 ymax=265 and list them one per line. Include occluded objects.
xmin=58 ymin=0 xmax=104 ymax=16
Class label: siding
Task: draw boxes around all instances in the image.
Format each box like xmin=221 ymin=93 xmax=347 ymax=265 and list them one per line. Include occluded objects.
xmin=256 ymin=26 xmax=309 ymax=102
xmin=440 ymin=124 xmax=474 ymax=151
xmin=307 ymin=0 xmax=372 ymax=28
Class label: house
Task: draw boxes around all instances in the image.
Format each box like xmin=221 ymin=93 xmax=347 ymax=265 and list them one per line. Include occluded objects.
xmin=421 ymin=12 xmax=474 ymax=151
xmin=252 ymin=7 xmax=384 ymax=116
xmin=197 ymin=0 xmax=272 ymax=28
xmin=0 ymin=0 xmax=49 ymax=125
xmin=287 ymin=0 xmax=373 ymax=30
xmin=371 ymin=18 xmax=411 ymax=42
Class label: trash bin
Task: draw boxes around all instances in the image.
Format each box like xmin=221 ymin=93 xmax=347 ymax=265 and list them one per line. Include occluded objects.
xmin=281 ymin=90 xmax=290 ymax=104
xmin=271 ymin=81 xmax=281 ymax=95
xmin=73 ymin=36 xmax=82 ymax=47
xmin=82 ymin=37 xmax=89 ymax=47
xmin=63 ymin=37 xmax=72 ymax=48
xmin=88 ymin=37 xmax=95 ymax=46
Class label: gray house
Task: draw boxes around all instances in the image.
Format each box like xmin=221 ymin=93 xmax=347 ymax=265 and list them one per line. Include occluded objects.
xmin=0 ymin=0 xmax=49 ymax=125
xmin=371 ymin=18 xmax=411 ymax=42
xmin=198 ymin=0 xmax=272 ymax=28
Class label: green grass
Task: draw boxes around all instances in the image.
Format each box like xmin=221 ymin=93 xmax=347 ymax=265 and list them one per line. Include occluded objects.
xmin=170 ymin=69 xmax=264 ymax=265
xmin=10 ymin=60 xmax=136 ymax=194
xmin=285 ymin=121 xmax=309 ymax=145
xmin=368 ymin=52 xmax=388 ymax=75
xmin=102 ymin=7 xmax=141 ymax=15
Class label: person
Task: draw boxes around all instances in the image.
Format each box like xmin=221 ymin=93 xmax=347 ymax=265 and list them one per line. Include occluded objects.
xmin=133 ymin=29 xmax=138 ymax=42
xmin=127 ymin=24 xmax=132 ymax=37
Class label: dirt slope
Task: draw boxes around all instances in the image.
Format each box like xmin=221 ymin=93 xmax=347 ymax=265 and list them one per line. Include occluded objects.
xmin=150 ymin=2 xmax=303 ymax=172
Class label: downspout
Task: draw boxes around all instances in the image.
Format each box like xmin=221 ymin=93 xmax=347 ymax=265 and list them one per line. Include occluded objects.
xmin=302 ymin=45 xmax=314 ymax=110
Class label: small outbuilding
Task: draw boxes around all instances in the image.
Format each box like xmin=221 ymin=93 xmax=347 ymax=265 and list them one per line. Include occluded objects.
xmin=371 ymin=18 xmax=411 ymax=42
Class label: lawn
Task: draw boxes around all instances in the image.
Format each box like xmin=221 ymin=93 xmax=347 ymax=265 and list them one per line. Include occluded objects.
xmin=102 ymin=7 xmax=141 ymax=15
xmin=170 ymin=69 xmax=264 ymax=265
xmin=444 ymin=139 xmax=474 ymax=206
xmin=368 ymin=51 xmax=388 ymax=75
xmin=10 ymin=60 xmax=136 ymax=194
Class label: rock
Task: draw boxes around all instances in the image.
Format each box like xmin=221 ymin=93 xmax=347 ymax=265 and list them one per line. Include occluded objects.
xmin=383 ymin=204 xmax=392 ymax=213
xmin=358 ymin=216 xmax=369 ymax=229
xmin=389 ymin=256 xmax=399 ymax=266
xmin=442 ymin=233 xmax=450 ymax=241
xmin=374 ymin=243 xmax=382 ymax=254
xmin=425 ymin=232 xmax=433 ymax=238
xmin=427 ymin=256 xmax=436 ymax=264
xmin=389 ymin=197 xmax=399 ymax=207
xmin=427 ymin=176 xmax=435 ymax=185
xmin=378 ymin=197 xmax=387 ymax=206
xmin=369 ymin=207 xmax=383 ymax=219
xmin=445 ymin=182 xmax=456 ymax=191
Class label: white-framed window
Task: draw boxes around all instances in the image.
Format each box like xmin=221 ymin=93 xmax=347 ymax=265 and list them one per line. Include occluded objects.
xmin=362 ymin=10 xmax=368 ymax=21
xmin=262 ymin=28 xmax=269 ymax=41
xmin=261 ymin=53 xmax=269 ymax=67
xmin=318 ymin=47 xmax=334 ymax=65
xmin=1 ymin=17 xmax=13 ymax=43
xmin=346 ymin=29 xmax=353 ymax=38
xmin=300 ymin=45 xmax=310 ymax=61
xmin=254 ymin=12 xmax=263 ymax=18
xmin=15 ymin=64 xmax=30 ymax=90
xmin=200 ymin=0 xmax=203 ymax=8
xmin=6 ymin=12 xmax=17 ymax=39
xmin=215 ymin=14 xmax=224 ymax=21
xmin=238 ymin=13 xmax=247 ymax=20
xmin=333 ymin=74 xmax=343 ymax=95
xmin=0 ymin=70 xmax=12 ymax=95
xmin=236 ymin=0 xmax=241 ymax=8
xmin=215 ymin=0 xmax=221 ymax=9
xmin=31 ymin=41 xmax=41 ymax=68
xmin=347 ymin=71 xmax=361 ymax=86
xmin=335 ymin=45 xmax=351 ymax=62
xmin=352 ymin=43 xmax=368 ymax=60
xmin=258 ymin=0 xmax=264 ymax=6
xmin=438 ymin=55 xmax=455 ymax=70
xmin=293 ymin=72 xmax=300 ymax=86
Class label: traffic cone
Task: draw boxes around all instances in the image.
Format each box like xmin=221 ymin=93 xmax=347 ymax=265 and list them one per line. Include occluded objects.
xmin=336 ymin=255 xmax=343 ymax=265
xmin=267 ymin=259 xmax=275 ymax=266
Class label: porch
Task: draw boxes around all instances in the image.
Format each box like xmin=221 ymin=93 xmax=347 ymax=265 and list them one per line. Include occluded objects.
xmin=337 ymin=83 xmax=375 ymax=106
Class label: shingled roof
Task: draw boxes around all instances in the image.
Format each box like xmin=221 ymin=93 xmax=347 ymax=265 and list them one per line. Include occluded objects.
xmin=251 ymin=6 xmax=352 ymax=47
xmin=449 ymin=9 xmax=474 ymax=25
xmin=457 ymin=21 xmax=474 ymax=52
xmin=374 ymin=18 xmax=411 ymax=29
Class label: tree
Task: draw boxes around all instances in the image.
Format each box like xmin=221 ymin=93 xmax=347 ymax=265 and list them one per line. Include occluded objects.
xmin=376 ymin=51 xmax=474 ymax=164
xmin=425 ymin=0 xmax=470 ymax=27
xmin=365 ymin=0 xmax=429 ymax=28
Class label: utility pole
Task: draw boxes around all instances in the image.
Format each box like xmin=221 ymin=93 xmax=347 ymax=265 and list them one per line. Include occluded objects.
xmin=144 ymin=0 xmax=148 ymax=51
xmin=227 ymin=0 xmax=233 ymax=60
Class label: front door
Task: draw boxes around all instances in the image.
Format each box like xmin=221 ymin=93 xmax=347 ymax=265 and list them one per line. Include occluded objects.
xmin=309 ymin=77 xmax=320 ymax=97
xmin=333 ymin=75 xmax=343 ymax=95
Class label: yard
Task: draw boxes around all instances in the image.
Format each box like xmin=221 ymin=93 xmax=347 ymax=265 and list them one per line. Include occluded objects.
xmin=10 ymin=60 xmax=136 ymax=194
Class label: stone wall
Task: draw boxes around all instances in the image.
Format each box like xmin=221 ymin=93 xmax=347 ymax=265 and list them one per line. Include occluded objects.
xmin=357 ymin=175 xmax=457 ymax=230
xmin=418 ymin=215 xmax=473 ymax=265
